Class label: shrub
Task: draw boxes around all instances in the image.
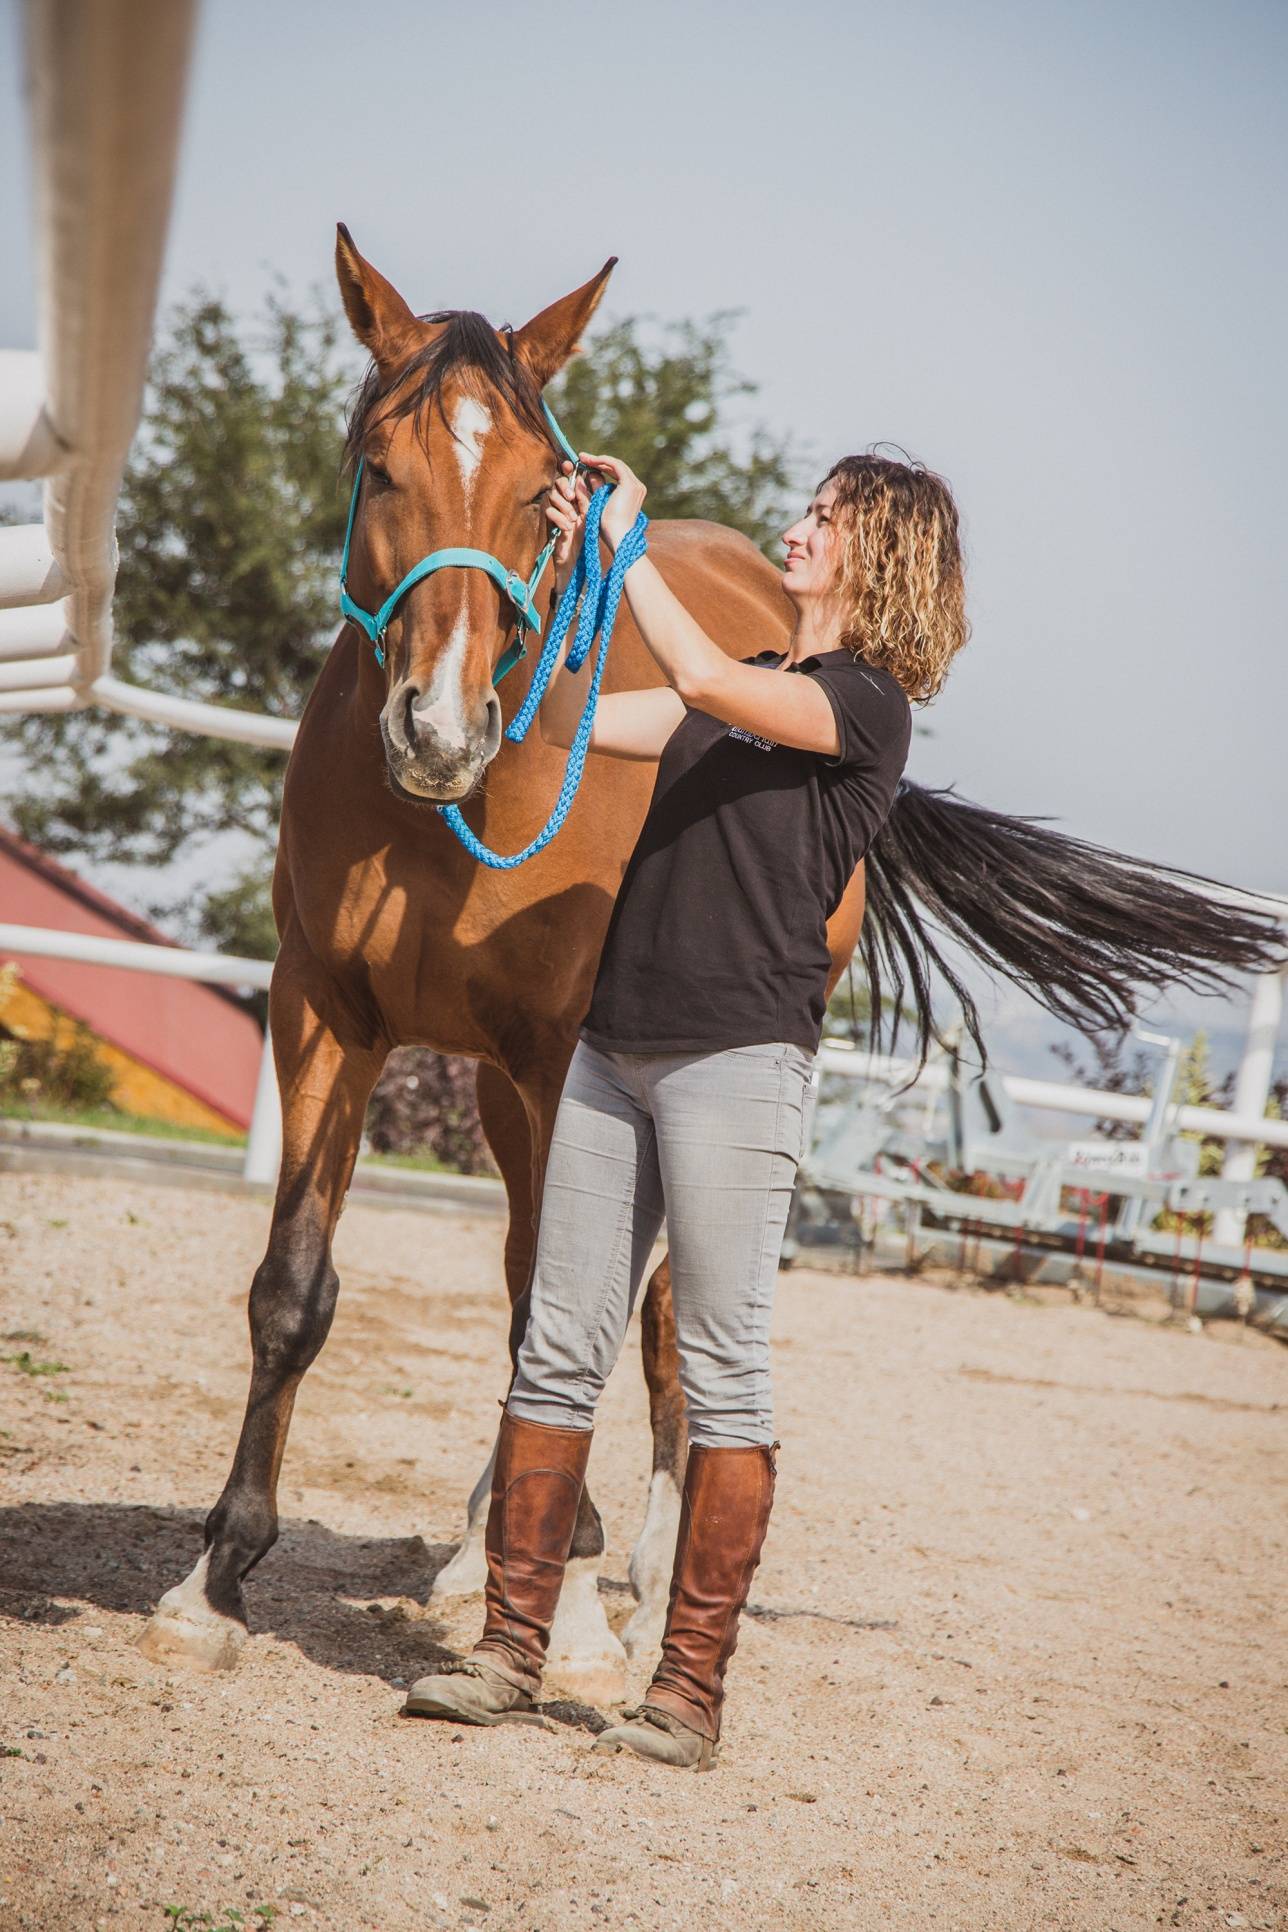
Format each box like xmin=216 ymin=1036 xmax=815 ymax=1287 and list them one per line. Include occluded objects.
xmin=0 ymin=966 xmax=116 ymax=1111
xmin=365 ymin=1048 xmax=497 ymax=1177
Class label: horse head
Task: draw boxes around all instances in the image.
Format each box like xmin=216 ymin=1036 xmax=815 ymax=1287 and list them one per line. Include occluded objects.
xmin=334 ymin=225 xmax=614 ymax=801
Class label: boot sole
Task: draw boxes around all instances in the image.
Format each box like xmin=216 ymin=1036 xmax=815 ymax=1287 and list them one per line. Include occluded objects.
xmin=591 ymin=1733 xmax=717 ymax=1770
xmin=402 ymin=1691 xmax=549 ymax=1728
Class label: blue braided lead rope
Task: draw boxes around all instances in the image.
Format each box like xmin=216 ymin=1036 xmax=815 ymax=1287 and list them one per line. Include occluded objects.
xmin=436 ymin=485 xmax=648 ymax=869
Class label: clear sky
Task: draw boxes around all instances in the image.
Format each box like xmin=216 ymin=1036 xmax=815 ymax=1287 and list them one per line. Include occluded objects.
xmin=1 ymin=0 xmax=1285 ymax=1073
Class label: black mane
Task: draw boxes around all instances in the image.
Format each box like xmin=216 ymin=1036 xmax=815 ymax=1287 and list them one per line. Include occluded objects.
xmin=343 ymin=311 xmax=550 ymax=474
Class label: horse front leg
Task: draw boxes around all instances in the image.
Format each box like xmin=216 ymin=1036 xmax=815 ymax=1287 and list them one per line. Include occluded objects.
xmin=138 ymin=956 xmax=384 ymax=1669
xmin=429 ymin=1058 xmax=627 ymax=1706
xmin=622 ymin=1256 xmax=687 ymax=1661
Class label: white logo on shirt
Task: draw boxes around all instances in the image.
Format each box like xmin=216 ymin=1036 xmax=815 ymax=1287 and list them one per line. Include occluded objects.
xmin=728 ymin=725 xmax=776 ymax=751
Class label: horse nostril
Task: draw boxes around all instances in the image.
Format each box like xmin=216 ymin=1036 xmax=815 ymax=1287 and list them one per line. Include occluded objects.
xmin=402 ymin=687 xmax=420 ymax=750
xmin=483 ymin=693 xmax=503 ymax=760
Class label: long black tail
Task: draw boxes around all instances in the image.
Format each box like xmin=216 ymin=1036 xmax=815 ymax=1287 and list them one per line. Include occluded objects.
xmin=863 ymin=780 xmax=1286 ymax=1067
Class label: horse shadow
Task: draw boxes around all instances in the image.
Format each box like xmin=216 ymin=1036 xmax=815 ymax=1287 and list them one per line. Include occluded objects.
xmin=0 ymin=1499 xmax=606 ymax=1728
xmin=0 ymin=1497 xmax=446 ymax=1668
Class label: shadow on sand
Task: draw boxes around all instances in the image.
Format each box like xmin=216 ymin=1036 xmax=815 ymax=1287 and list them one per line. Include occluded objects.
xmin=0 ymin=1499 xmax=607 ymax=1730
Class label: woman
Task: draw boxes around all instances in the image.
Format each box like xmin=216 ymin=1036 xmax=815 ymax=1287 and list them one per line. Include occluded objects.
xmin=404 ymin=447 xmax=968 ymax=1767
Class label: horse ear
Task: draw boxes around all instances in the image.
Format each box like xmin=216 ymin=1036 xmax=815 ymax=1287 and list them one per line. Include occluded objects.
xmin=512 ymin=259 xmax=617 ymax=389
xmin=335 ymin=223 xmax=421 ymax=368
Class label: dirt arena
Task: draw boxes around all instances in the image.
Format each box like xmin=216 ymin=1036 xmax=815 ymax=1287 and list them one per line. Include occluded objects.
xmin=0 ymin=1169 xmax=1284 ymax=1931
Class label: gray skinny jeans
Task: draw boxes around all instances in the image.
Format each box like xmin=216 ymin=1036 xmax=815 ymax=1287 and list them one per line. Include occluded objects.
xmin=508 ymin=1037 xmax=814 ymax=1449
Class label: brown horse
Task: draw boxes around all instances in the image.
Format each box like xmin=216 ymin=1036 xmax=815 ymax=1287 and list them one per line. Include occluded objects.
xmin=138 ymin=231 xmax=1283 ymax=1695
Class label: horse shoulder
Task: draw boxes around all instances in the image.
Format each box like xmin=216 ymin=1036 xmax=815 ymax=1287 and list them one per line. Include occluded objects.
xmin=632 ymin=517 xmax=793 ymax=665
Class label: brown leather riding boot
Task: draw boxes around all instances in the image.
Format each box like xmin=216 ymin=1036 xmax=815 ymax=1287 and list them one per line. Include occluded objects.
xmin=635 ymin=1442 xmax=777 ymax=1753
xmin=468 ymin=1409 xmax=592 ymax=1696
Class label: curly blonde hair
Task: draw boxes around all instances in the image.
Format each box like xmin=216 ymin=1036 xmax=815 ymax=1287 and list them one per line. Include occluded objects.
xmin=821 ymin=451 xmax=968 ymax=703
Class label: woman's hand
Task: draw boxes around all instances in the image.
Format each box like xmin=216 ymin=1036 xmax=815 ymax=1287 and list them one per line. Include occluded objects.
xmin=578 ymin=452 xmax=647 ymax=552
xmin=545 ymin=461 xmax=591 ymax=589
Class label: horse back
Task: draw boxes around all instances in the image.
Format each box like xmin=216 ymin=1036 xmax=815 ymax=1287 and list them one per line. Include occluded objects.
xmin=602 ymin=519 xmax=793 ymax=690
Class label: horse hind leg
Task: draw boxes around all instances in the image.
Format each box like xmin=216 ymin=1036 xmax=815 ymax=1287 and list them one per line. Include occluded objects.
xmin=545 ymin=1481 xmax=627 ymax=1708
xmin=621 ymin=1256 xmax=686 ymax=1662
xmin=428 ymin=1062 xmax=527 ymax=1607
xmin=427 ymin=1438 xmax=495 ymax=1599
xmin=138 ymin=962 xmax=383 ymax=1669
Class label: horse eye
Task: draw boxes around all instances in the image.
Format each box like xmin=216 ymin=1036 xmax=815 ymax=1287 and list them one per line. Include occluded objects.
xmin=367 ymin=460 xmax=394 ymax=489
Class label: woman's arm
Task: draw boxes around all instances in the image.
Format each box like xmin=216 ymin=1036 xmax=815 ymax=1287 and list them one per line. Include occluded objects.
xmin=614 ymin=553 xmax=839 ymax=756
xmin=537 ymin=465 xmax=686 ymax=760
xmin=540 ymin=677 xmax=687 ymax=758
xmin=583 ymin=453 xmax=842 ymax=759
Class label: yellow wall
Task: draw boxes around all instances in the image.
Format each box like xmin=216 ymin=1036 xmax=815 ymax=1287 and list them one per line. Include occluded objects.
xmin=0 ymin=972 xmax=242 ymax=1137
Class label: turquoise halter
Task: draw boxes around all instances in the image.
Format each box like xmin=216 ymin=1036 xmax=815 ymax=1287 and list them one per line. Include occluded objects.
xmin=338 ymin=398 xmax=581 ymax=680
xmin=336 ymin=390 xmax=649 ymax=868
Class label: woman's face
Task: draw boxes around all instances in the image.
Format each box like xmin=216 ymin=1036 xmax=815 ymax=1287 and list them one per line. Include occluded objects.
xmin=781 ymin=479 xmax=841 ymax=601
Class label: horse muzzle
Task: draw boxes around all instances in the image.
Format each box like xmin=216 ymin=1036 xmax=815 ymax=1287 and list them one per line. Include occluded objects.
xmin=380 ymin=676 xmax=503 ymax=801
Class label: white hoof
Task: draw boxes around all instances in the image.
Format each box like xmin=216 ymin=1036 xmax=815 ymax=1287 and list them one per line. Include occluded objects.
xmin=544 ymin=1556 xmax=628 ymax=1707
xmin=620 ymin=1601 xmax=666 ymax=1664
xmin=430 ymin=1530 xmax=488 ymax=1601
xmin=623 ymin=1468 xmax=682 ymax=1662
xmin=136 ymin=1552 xmax=246 ymax=1672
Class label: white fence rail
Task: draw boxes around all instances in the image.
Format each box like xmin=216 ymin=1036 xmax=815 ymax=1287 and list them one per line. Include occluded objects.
xmin=0 ymin=923 xmax=280 ymax=1185
xmin=815 ymin=1028 xmax=1288 ymax=1154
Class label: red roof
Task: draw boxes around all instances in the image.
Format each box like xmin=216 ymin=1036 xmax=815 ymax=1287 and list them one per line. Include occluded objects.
xmin=0 ymin=825 xmax=263 ymax=1129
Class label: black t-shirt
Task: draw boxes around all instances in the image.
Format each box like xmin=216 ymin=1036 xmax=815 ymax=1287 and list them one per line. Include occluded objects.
xmin=578 ymin=647 xmax=913 ymax=1056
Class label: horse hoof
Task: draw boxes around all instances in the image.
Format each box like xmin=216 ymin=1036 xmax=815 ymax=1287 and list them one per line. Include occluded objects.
xmin=544 ymin=1555 xmax=628 ymax=1707
xmin=430 ymin=1538 xmax=488 ymax=1602
xmin=619 ymin=1605 xmax=666 ymax=1664
xmin=136 ymin=1555 xmax=247 ymax=1671
xmin=544 ymin=1646 xmax=628 ymax=1710
xmin=136 ymin=1602 xmax=246 ymax=1671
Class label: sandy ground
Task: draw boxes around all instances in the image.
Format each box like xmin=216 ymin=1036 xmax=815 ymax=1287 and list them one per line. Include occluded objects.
xmin=0 ymin=1169 xmax=1285 ymax=1932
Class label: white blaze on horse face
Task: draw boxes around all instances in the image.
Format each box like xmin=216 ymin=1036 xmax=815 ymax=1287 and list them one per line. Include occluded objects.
xmin=409 ymin=395 xmax=495 ymax=755
xmin=451 ymin=395 xmax=493 ymax=502
xmin=411 ymin=608 xmax=473 ymax=753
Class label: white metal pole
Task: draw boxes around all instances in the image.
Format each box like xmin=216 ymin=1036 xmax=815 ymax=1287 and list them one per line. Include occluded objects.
xmin=0 ymin=523 xmax=65 ymax=607
xmin=0 ymin=348 xmax=62 ymax=480
xmin=242 ymin=1022 xmax=282 ymax=1186
xmin=0 ymin=600 xmax=70 ymax=660
xmin=1214 ymin=966 xmax=1286 ymax=1247
xmin=0 ymin=683 xmax=79 ymax=713
xmin=1115 ymin=1032 xmax=1182 ymax=1242
xmin=0 ymin=650 xmax=78 ymax=691
xmin=0 ymin=923 xmax=273 ymax=989
xmin=91 ymin=672 xmax=298 ymax=749
xmin=22 ymin=0 xmax=200 ymax=683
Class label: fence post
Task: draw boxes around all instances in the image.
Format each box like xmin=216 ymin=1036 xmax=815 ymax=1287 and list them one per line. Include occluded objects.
xmin=242 ymin=1024 xmax=281 ymax=1186
xmin=1214 ymin=966 xmax=1285 ymax=1248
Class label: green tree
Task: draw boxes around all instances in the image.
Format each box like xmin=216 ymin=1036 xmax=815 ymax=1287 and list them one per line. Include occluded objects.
xmin=5 ymin=291 xmax=356 ymax=953
xmin=549 ymin=313 xmax=800 ymax=555
xmin=1174 ymin=1031 xmax=1222 ymax=1177
xmin=4 ymin=295 xmax=801 ymax=957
